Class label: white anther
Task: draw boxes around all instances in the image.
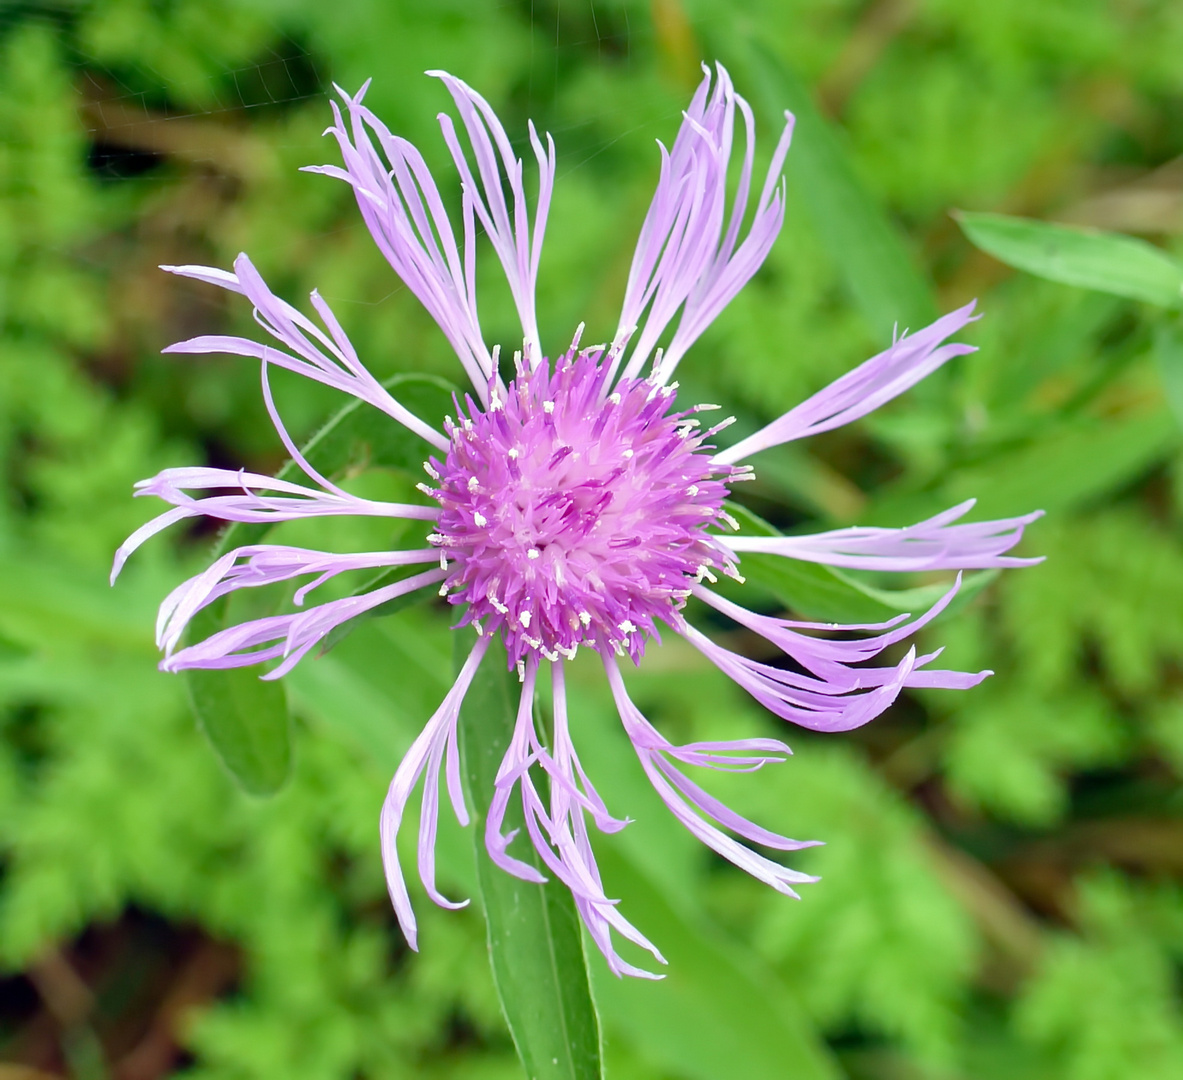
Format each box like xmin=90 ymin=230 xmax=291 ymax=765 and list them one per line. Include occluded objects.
xmin=473 ymin=620 xmax=484 ymax=636
xmin=542 ymin=648 xmax=559 ymax=663
xmin=489 ymin=595 xmax=509 ymax=614
xmin=468 ymin=476 xmax=480 ymax=492
xmin=708 ymin=416 xmax=737 ymax=434
xmin=416 ymin=482 xmax=434 ymax=496
xmin=427 ymin=533 xmax=444 ymax=545
xmin=608 ymin=392 xmax=622 ymax=405
xmin=720 ymin=511 xmax=740 ymax=531
xmin=578 ymin=611 xmax=592 ymax=627
xmin=489 ymin=394 xmax=503 ymax=411
xmin=524 ymin=635 xmax=542 ymax=649
xmin=558 ymin=644 xmax=578 ymax=660
xmin=508 ymin=447 xmax=520 ymax=459
xmin=473 ymin=511 xmax=487 ymax=527
xmin=527 ymin=548 xmax=540 ymax=560
xmin=618 ymin=620 xmax=638 ymax=634
xmin=438 ymin=583 xmax=449 ymax=596
xmin=693 ymin=403 xmax=722 ymax=412
xmin=686 ymin=485 xmax=699 ymax=497
xmin=517 ymin=661 xmax=526 ymax=682
xmin=519 ymin=611 xmax=532 ymax=628
xmin=613 ymin=641 xmax=625 ymax=656
xmin=439 ymin=552 xmax=448 ymax=570
xmin=543 ymin=400 xmax=554 ymax=414
xmin=423 ymin=461 xmax=440 ymax=479
xmin=622 ymin=448 xmax=634 ymax=459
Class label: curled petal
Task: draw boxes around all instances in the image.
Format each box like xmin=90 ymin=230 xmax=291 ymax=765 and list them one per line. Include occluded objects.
xmin=155 ymin=545 xmax=439 ymax=658
xmin=162 ymin=254 xmax=448 ymax=450
xmin=722 ymin=500 xmax=1045 ymax=571
xmin=430 ymin=70 xmax=554 ymax=366
xmin=715 ymin=303 xmax=979 ymax=464
xmin=605 ymin=659 xmax=819 ymax=898
xmin=381 ymin=636 xmax=488 ymax=950
xmin=485 ymin=659 xmax=665 ymax=978
xmin=162 ymin=566 xmax=446 ymax=679
xmin=111 ymin=467 xmax=436 ymax=583
xmin=683 ymin=579 xmax=992 ymax=730
xmin=612 ymin=63 xmax=794 ymax=385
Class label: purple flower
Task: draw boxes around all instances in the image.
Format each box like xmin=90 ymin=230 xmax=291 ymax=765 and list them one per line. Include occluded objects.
xmin=114 ymin=65 xmax=1041 ymax=978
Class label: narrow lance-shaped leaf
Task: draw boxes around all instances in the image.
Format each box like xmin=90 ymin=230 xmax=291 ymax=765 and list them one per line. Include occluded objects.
xmin=956 ymin=211 xmax=1183 ymax=308
xmin=186 ymin=373 xmax=455 ymax=796
xmin=458 ymin=633 xmax=604 ymax=1080
xmin=1155 ymin=323 xmax=1183 ymax=429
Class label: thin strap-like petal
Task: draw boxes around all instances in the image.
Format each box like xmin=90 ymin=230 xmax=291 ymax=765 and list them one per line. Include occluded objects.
xmin=611 ymin=63 xmax=794 ymax=386
xmin=380 ymin=635 xmax=488 ymax=950
xmin=162 ymin=255 xmax=448 ymax=450
xmin=716 ymin=303 xmax=978 ymax=464
xmin=303 ymin=84 xmax=495 ymax=396
xmin=112 ymin=467 xmax=436 ymax=582
xmin=162 ymin=565 xmax=445 ymax=679
xmin=430 ymin=71 xmax=554 ymax=366
xmin=604 ymin=659 xmax=819 ymax=899
xmin=154 ymin=545 xmax=438 ymax=658
xmin=722 ymin=500 xmax=1045 ymax=571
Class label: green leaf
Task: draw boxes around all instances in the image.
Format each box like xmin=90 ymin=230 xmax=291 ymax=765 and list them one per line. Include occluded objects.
xmin=955 ymin=211 xmax=1183 ymax=308
xmin=1155 ymin=324 xmax=1183 ymax=428
xmin=184 ymin=374 xmax=455 ymax=796
xmin=721 ymin=502 xmax=997 ymax=624
xmin=457 ymin=633 xmax=604 ymax=1080
xmin=725 ymin=34 xmax=938 ymax=338
xmin=185 ymin=645 xmax=292 ymax=797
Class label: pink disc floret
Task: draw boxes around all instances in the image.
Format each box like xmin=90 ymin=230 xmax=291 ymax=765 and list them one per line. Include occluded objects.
xmin=428 ymin=341 xmax=743 ymax=667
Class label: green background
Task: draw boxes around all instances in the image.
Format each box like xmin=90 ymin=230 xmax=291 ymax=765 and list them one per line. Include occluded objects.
xmin=2 ymin=1 xmax=1182 ymax=1077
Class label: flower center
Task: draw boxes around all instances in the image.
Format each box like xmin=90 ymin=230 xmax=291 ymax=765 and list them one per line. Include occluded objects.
xmin=426 ymin=349 xmax=741 ymax=667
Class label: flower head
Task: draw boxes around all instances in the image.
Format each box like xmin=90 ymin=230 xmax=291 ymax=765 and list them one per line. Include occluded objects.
xmin=431 ymin=345 xmax=743 ymax=667
xmin=115 ymin=65 xmax=1041 ymax=977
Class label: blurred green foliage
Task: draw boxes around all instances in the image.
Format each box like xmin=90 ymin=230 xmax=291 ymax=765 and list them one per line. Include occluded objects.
xmin=1 ymin=1 xmax=1182 ymax=1078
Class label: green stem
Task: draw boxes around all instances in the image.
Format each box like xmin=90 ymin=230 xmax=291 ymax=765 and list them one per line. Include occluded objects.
xmin=456 ymin=633 xmax=604 ymax=1080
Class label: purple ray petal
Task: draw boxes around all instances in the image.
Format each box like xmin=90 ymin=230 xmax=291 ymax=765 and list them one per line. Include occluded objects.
xmin=429 ymin=71 xmax=554 ymax=365
xmin=611 ymin=63 xmax=794 ymax=385
xmin=302 ymin=82 xmax=498 ymax=396
xmin=715 ymin=302 xmax=980 ymax=464
xmin=111 ymin=467 xmax=436 ymax=583
xmin=162 ymin=566 xmax=445 ymax=678
xmin=155 ymin=545 xmax=439 ymax=657
xmin=722 ymin=500 xmax=1045 ymax=570
xmin=381 ymin=636 xmax=488 ymax=950
xmin=605 ymin=658 xmax=819 ymax=898
xmin=162 ymin=256 xmax=448 ymax=450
